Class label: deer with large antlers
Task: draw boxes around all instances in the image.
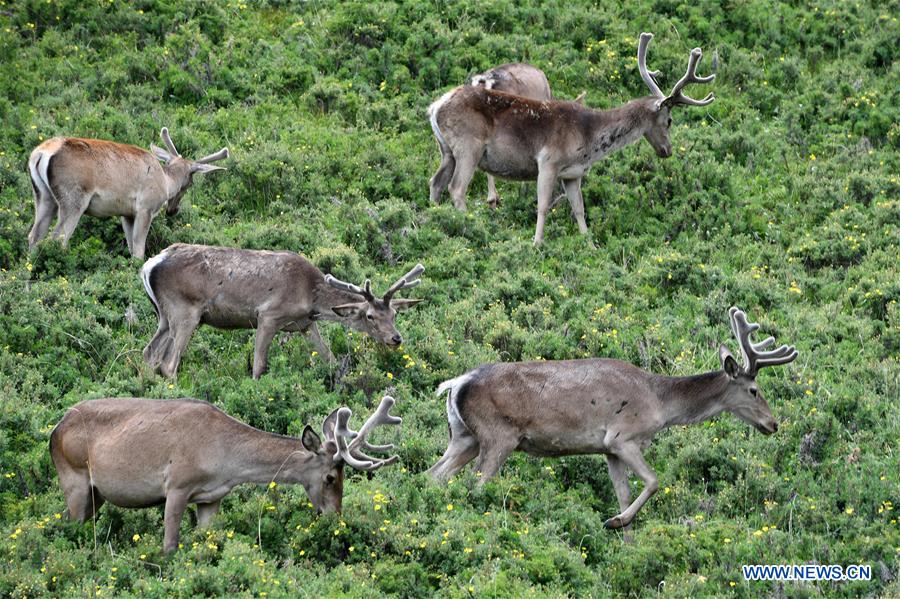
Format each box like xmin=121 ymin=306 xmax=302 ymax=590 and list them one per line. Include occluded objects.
xmin=469 ymin=63 xmax=585 ymax=208
xmin=427 ymin=307 xmax=797 ymax=533
xmin=50 ymin=395 xmax=402 ymax=552
xmin=27 ymin=128 xmax=229 ymax=259
xmin=141 ymin=243 xmax=424 ymax=379
xmin=428 ymin=33 xmax=715 ymax=245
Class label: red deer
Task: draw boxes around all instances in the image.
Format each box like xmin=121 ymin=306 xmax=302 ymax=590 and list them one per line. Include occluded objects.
xmin=141 ymin=243 xmax=424 ymax=378
xmin=469 ymin=63 xmax=585 ymax=208
xmin=427 ymin=307 xmax=797 ymax=532
xmin=28 ymin=128 xmax=228 ymax=259
xmin=428 ymin=33 xmax=715 ymax=245
xmin=50 ymin=395 xmax=402 ymax=553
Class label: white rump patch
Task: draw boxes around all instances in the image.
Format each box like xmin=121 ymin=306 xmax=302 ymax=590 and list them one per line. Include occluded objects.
xmin=140 ymin=251 xmax=168 ymax=311
xmin=29 ymin=149 xmax=56 ymax=204
xmin=427 ymin=89 xmax=456 ymax=149
xmin=436 ymin=371 xmax=476 ymax=433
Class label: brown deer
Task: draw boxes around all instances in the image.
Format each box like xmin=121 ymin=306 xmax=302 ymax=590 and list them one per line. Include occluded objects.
xmin=141 ymin=243 xmax=424 ymax=379
xmin=50 ymin=394 xmax=402 ymax=553
xmin=28 ymin=128 xmax=228 ymax=259
xmin=469 ymin=63 xmax=586 ymax=208
xmin=427 ymin=307 xmax=797 ymax=533
xmin=428 ymin=33 xmax=715 ymax=245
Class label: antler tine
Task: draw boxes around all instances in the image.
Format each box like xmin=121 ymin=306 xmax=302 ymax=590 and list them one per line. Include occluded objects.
xmin=325 ymin=274 xmax=375 ymax=302
xmin=730 ymin=306 xmax=761 ymax=370
xmin=729 ymin=307 xmax=798 ymax=376
xmin=665 ymin=47 xmax=716 ymax=107
xmin=195 ymin=147 xmax=230 ymax=164
xmin=332 ymin=396 xmax=402 ymax=472
xmin=754 ymin=346 xmax=799 ymax=371
xmin=160 ymin=127 xmax=180 ymax=157
xmin=333 ymin=408 xmax=377 ymax=470
xmin=383 ymin=263 xmax=425 ymax=302
xmin=637 ymin=33 xmax=665 ymax=100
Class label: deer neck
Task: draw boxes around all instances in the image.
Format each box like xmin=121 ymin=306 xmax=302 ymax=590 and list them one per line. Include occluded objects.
xmin=654 ymin=370 xmax=731 ymax=428
xmin=311 ymin=279 xmax=368 ymax=323
xmin=229 ymin=428 xmax=312 ymax=485
xmin=586 ymin=98 xmax=656 ymax=160
xmin=160 ymin=164 xmax=190 ymax=201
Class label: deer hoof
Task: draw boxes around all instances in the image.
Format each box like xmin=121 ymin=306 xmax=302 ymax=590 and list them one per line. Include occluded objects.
xmin=604 ymin=515 xmax=626 ymax=529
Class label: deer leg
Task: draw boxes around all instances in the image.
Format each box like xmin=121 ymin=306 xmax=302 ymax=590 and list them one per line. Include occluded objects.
xmin=28 ymin=193 xmax=57 ymax=249
xmin=162 ymin=490 xmax=189 ymax=553
xmin=59 ymin=470 xmax=105 ymax=521
xmin=252 ymin=318 xmax=280 ymax=379
xmin=159 ymin=309 xmax=201 ymax=378
xmin=429 ymin=143 xmax=456 ymax=204
xmin=472 ymin=431 xmax=519 ymax=485
xmin=426 ymin=430 xmax=479 ymax=482
xmin=51 ymin=190 xmax=91 ymax=247
xmin=304 ymin=323 xmax=335 ymax=363
xmin=562 ymin=177 xmax=593 ymax=245
xmin=143 ymin=315 xmax=171 ymax=368
xmin=129 ymin=209 xmax=153 ymax=260
xmin=605 ymin=454 xmax=633 ymax=541
xmin=120 ymin=216 xmax=135 ymax=255
xmin=603 ymin=443 xmax=659 ymax=530
xmin=533 ymin=165 xmax=559 ymax=246
xmin=486 ymin=174 xmax=501 ymax=208
xmin=447 ymin=149 xmax=480 ymax=212
xmin=196 ymin=500 xmax=221 ymax=527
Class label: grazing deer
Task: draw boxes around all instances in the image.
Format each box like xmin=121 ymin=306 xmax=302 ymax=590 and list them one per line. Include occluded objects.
xmin=428 ymin=33 xmax=715 ymax=245
xmin=50 ymin=394 xmax=402 ymax=553
xmin=141 ymin=243 xmax=424 ymax=379
xmin=27 ymin=128 xmax=229 ymax=259
xmin=469 ymin=63 xmax=586 ymax=208
xmin=427 ymin=307 xmax=797 ymax=532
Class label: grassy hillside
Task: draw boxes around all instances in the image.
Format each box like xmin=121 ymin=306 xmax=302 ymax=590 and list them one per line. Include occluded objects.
xmin=0 ymin=0 xmax=897 ymax=596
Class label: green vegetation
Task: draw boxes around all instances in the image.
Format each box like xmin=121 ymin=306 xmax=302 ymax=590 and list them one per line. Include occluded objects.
xmin=1 ymin=0 xmax=897 ymax=596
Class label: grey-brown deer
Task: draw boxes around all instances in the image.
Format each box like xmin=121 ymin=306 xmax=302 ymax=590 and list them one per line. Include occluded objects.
xmin=50 ymin=395 xmax=401 ymax=553
xmin=28 ymin=128 xmax=228 ymax=259
xmin=427 ymin=307 xmax=797 ymax=533
xmin=468 ymin=63 xmax=585 ymax=208
xmin=428 ymin=33 xmax=715 ymax=245
xmin=141 ymin=243 xmax=424 ymax=379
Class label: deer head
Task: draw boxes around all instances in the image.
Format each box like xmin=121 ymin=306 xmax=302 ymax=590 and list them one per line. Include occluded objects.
xmin=324 ymin=264 xmax=424 ymax=346
xmin=293 ymin=408 xmax=345 ymax=514
xmin=296 ymin=395 xmax=402 ymax=514
xmin=149 ymin=127 xmax=229 ymax=215
xmin=637 ymin=32 xmax=716 ymax=158
xmin=718 ymin=307 xmax=798 ymax=434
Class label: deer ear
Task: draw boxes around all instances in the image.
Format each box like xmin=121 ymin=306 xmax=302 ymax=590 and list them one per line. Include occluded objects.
xmin=150 ymin=144 xmax=173 ymax=163
xmin=301 ymin=425 xmax=322 ymax=452
xmin=391 ymin=299 xmax=424 ymax=312
xmin=321 ymin=408 xmax=340 ymax=442
xmin=719 ymin=345 xmax=741 ymax=379
xmin=191 ymin=162 xmax=226 ymax=174
xmin=331 ymin=303 xmax=363 ymax=317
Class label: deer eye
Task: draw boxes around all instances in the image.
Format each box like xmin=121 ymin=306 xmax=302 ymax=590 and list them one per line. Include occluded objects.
xmin=667 ymin=117 xmax=672 ymax=128
xmin=325 ymin=474 xmax=336 ymax=484
xmin=749 ymin=388 xmax=758 ymax=397
xmin=366 ymin=313 xmax=374 ymax=321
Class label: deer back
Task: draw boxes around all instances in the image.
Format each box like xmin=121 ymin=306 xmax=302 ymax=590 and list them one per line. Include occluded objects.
xmin=472 ymin=63 xmax=552 ymax=101
xmin=144 ymin=244 xmax=321 ymax=328
xmin=51 ymin=399 xmax=247 ymax=502
xmin=446 ymin=359 xmax=664 ymax=453
xmin=435 ymin=86 xmax=653 ymax=178
xmin=33 ymin=138 xmax=167 ymax=210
